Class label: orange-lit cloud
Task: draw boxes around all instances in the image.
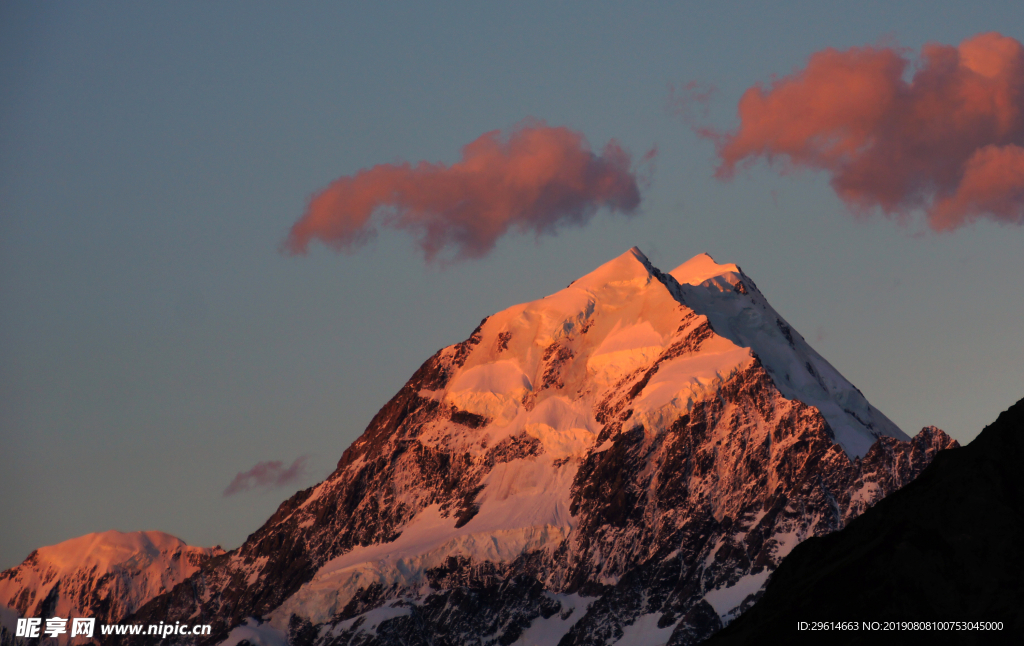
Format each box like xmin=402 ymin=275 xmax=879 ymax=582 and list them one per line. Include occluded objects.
xmin=712 ymin=32 xmax=1024 ymax=230
xmin=223 ymin=456 xmax=308 ymax=496
xmin=284 ymin=121 xmax=647 ymax=262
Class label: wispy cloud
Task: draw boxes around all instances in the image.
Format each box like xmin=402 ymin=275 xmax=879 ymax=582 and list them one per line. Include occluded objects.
xmin=669 ymin=80 xmax=718 ymax=129
xmin=284 ymin=120 xmax=651 ymax=263
xmin=706 ymin=32 xmax=1024 ymax=230
xmin=223 ymin=456 xmax=309 ymax=496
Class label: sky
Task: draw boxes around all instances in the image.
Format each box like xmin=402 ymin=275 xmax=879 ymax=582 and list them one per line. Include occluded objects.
xmin=2 ymin=1 xmax=1023 ymax=570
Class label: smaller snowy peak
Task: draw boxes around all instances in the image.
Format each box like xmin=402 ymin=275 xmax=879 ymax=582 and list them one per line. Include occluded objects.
xmin=21 ymin=530 xmax=201 ymax=573
xmin=667 ymin=253 xmax=906 ymax=457
xmin=0 ymin=530 xmax=223 ymax=635
xmin=670 ymin=253 xmax=745 ymax=292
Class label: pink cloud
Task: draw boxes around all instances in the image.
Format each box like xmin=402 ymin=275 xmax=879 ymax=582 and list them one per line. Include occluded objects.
xmin=284 ymin=120 xmax=649 ymax=263
xmin=710 ymin=32 xmax=1024 ymax=230
xmin=223 ymin=456 xmax=308 ymax=496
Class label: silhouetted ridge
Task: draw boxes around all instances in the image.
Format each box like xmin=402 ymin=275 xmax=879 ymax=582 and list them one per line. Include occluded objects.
xmin=706 ymin=397 xmax=1024 ymax=645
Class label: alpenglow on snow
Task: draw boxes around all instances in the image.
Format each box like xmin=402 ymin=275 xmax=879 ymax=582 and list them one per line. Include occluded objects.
xmin=31 ymin=248 xmax=954 ymax=646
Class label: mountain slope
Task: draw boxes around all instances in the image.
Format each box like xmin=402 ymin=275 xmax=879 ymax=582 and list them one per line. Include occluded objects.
xmin=114 ymin=248 xmax=954 ymax=646
xmin=0 ymin=531 xmax=223 ymax=641
xmin=705 ymin=396 xmax=1024 ymax=645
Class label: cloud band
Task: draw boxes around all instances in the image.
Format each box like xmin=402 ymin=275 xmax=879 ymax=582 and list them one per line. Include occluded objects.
xmin=712 ymin=32 xmax=1024 ymax=230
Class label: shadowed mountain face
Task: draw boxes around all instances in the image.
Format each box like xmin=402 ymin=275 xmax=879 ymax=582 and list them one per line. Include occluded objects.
xmin=4 ymin=249 xmax=955 ymax=646
xmin=706 ymin=397 xmax=1024 ymax=646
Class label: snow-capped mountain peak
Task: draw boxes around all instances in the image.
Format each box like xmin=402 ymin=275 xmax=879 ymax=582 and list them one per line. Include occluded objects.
xmin=103 ymin=247 xmax=952 ymax=646
xmin=570 ymin=245 xmax=654 ymax=289
xmin=17 ymin=530 xmax=198 ymax=575
xmin=0 ymin=530 xmax=223 ymax=638
xmin=669 ymin=252 xmax=743 ymax=290
xmin=439 ymin=247 xmax=900 ymax=459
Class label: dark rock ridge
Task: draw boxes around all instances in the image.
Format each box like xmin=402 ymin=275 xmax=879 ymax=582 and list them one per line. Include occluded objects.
xmin=705 ymin=396 xmax=1024 ymax=645
xmin=86 ymin=249 xmax=955 ymax=645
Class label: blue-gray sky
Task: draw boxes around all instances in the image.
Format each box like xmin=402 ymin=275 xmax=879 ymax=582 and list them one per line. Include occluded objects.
xmin=2 ymin=1 xmax=1022 ymax=569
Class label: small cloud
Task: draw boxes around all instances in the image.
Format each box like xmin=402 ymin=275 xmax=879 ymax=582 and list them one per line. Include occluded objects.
xmin=704 ymin=32 xmax=1024 ymax=231
xmin=283 ymin=120 xmax=650 ymax=264
xmin=223 ymin=456 xmax=309 ymax=496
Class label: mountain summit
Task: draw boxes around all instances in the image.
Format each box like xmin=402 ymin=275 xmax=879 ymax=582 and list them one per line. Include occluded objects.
xmin=93 ymin=250 xmax=955 ymax=644
xmin=0 ymin=531 xmax=222 ymax=639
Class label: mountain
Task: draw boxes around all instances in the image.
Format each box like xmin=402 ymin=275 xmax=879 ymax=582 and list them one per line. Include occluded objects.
xmin=0 ymin=531 xmax=223 ymax=642
xmin=110 ymin=248 xmax=954 ymax=645
xmin=705 ymin=396 xmax=1024 ymax=645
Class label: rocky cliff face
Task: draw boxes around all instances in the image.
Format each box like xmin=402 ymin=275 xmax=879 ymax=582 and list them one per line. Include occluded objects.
xmin=0 ymin=531 xmax=223 ymax=643
xmin=706 ymin=397 xmax=1024 ymax=645
xmin=105 ymin=248 xmax=954 ymax=645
